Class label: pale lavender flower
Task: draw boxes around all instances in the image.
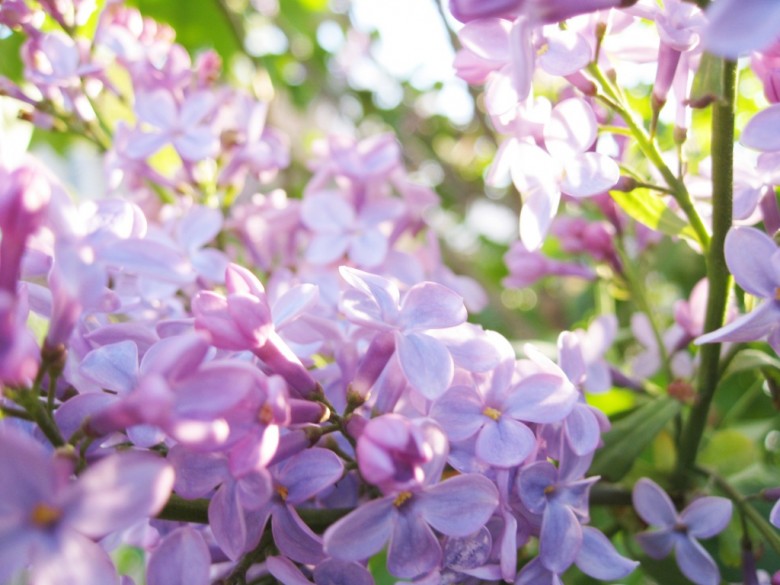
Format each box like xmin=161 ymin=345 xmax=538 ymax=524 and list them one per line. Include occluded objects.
xmin=0 ymin=428 xmax=174 ymax=585
xmin=503 ymin=240 xmax=595 ymax=288
xmin=633 ymin=478 xmax=732 ymax=585
xmin=741 ymin=105 xmax=780 ymax=153
xmin=496 ymin=98 xmax=619 ymax=249
xmin=301 ymin=191 xmax=402 ymax=267
xmin=702 ymin=0 xmax=780 ymax=59
xmin=339 ymin=266 xmax=467 ymax=400
xmin=696 ymin=227 xmax=780 ymax=353
xmin=125 ymin=89 xmax=218 ymax=161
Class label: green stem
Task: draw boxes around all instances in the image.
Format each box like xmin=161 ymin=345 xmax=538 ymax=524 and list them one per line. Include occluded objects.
xmin=675 ymin=59 xmax=737 ymax=486
xmin=588 ymin=63 xmax=711 ymax=250
xmin=697 ymin=466 xmax=780 ymax=555
xmin=616 ymin=243 xmax=673 ymax=381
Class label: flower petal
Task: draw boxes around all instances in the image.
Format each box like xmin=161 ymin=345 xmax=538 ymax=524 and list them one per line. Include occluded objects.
xmin=674 ymin=536 xmax=721 ymax=585
xmin=539 ymin=502 xmax=582 ymax=573
xmin=725 ymin=226 xmax=780 ymax=297
xmin=632 ymin=478 xmax=678 ymax=528
xmin=475 ymin=417 xmax=535 ymax=468
xmin=418 ymin=474 xmax=499 ymax=536
xmin=399 ymin=282 xmax=467 ymax=331
xmin=680 ymin=496 xmax=732 ymax=538
xmin=396 ymin=332 xmax=454 ymax=400
xmin=576 ymin=526 xmax=639 ymax=580
xmin=147 ymin=527 xmax=210 ymax=585
xmin=387 ymin=509 xmax=441 ymax=579
xmin=323 ymin=497 xmax=395 ymax=561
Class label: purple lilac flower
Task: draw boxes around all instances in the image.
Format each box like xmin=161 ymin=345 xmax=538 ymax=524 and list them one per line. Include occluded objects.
xmin=266 ymin=556 xmax=374 ymax=585
xmin=431 ymin=353 xmax=577 ymax=468
xmin=193 ymin=263 xmax=319 ymax=396
xmin=633 ymin=478 xmax=732 ymax=585
xmin=495 ymin=98 xmax=620 ymax=249
xmin=125 ymin=89 xmax=218 ymax=162
xmin=339 ymin=266 xmax=467 ymax=400
xmin=515 ymin=526 xmax=638 ymax=584
xmin=516 ymin=446 xmax=599 ymax=573
xmin=324 ymin=473 xmax=498 ymax=579
xmin=300 ymin=191 xmax=402 ymax=268
xmin=702 ymin=0 xmax=780 ymax=59
xmin=0 ymin=427 xmax=174 ymax=585
xmin=696 ymin=227 xmax=780 ymax=353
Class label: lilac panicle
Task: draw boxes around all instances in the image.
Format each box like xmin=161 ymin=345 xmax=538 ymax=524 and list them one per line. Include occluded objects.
xmin=633 ymin=478 xmax=732 ymax=585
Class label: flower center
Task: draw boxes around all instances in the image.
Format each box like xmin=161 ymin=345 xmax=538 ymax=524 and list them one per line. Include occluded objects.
xmin=30 ymin=503 xmax=62 ymax=527
xmin=258 ymin=403 xmax=274 ymax=425
xmin=393 ymin=491 xmax=412 ymax=508
xmin=482 ymin=407 xmax=501 ymax=421
xmin=276 ymin=485 xmax=289 ymax=501
xmin=544 ymin=485 xmax=555 ymax=496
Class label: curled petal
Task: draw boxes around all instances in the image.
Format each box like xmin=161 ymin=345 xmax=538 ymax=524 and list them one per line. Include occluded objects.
xmin=576 ymin=526 xmax=639 ymax=580
xmin=560 ymin=153 xmax=619 ymax=198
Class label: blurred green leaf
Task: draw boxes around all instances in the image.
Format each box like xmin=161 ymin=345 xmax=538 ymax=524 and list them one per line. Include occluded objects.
xmin=591 ymin=397 xmax=681 ymax=482
xmin=700 ymin=429 xmax=759 ymax=476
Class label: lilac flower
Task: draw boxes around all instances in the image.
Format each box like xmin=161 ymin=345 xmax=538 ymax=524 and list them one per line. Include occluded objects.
xmin=741 ymin=104 xmax=780 ymax=153
xmin=696 ymin=227 xmax=780 ymax=353
xmin=702 ymin=0 xmax=780 ymax=59
xmin=503 ymin=240 xmax=595 ymax=288
xmin=193 ymin=263 xmax=319 ymax=396
xmin=339 ymin=266 xmax=467 ymax=400
xmin=323 ymin=473 xmax=498 ymax=579
xmin=125 ymin=89 xmax=218 ymax=161
xmin=516 ymin=447 xmax=599 ymax=573
xmin=0 ymin=428 xmax=174 ymax=585
xmin=431 ymin=355 xmax=577 ymax=468
xmin=496 ymin=98 xmax=619 ymax=249
xmin=266 ymin=556 xmax=374 ymax=585
xmin=301 ymin=191 xmax=402 ymax=268
xmin=752 ymin=40 xmax=780 ymax=104
xmin=515 ymin=527 xmax=638 ymax=584
xmin=356 ymin=414 xmax=447 ymax=494
xmin=633 ymin=478 xmax=732 ymax=585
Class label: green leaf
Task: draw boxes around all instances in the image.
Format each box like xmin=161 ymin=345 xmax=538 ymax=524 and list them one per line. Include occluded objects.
xmin=590 ymin=397 xmax=681 ymax=482
xmin=699 ymin=429 xmax=758 ymax=476
xmin=720 ymin=348 xmax=780 ymax=380
xmin=609 ymin=188 xmax=699 ymax=245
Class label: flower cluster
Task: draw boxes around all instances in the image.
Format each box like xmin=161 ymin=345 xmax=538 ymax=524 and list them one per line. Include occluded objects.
xmin=1 ymin=0 xmax=779 ymax=583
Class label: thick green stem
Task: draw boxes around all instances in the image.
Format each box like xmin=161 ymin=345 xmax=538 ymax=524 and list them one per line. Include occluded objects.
xmin=588 ymin=64 xmax=711 ymax=250
xmin=675 ymin=59 xmax=737 ymax=485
